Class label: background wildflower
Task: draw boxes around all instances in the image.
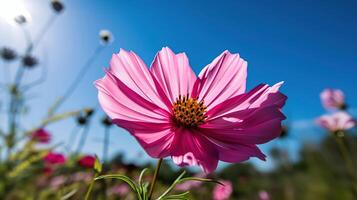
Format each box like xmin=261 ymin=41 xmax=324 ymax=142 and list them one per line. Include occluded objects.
xmin=213 ymin=180 xmax=233 ymax=200
xmin=31 ymin=128 xmax=51 ymax=143
xmin=320 ymin=89 xmax=346 ymax=110
xmin=78 ymin=155 xmax=96 ymax=168
xmin=316 ymin=112 xmax=356 ymax=134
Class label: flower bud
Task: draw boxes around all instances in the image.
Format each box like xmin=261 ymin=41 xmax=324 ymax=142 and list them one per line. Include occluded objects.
xmin=76 ymin=115 xmax=87 ymax=126
xmin=14 ymin=15 xmax=27 ymax=25
xmin=0 ymin=47 xmax=17 ymax=61
xmin=51 ymin=0 xmax=65 ymax=13
xmin=99 ymin=30 xmax=113 ymax=45
xmin=84 ymin=108 xmax=95 ymax=117
xmin=101 ymin=116 xmax=113 ymax=127
xmin=22 ymin=55 xmax=38 ymax=68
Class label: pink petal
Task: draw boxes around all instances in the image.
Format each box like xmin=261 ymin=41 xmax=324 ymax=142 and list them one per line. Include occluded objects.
xmin=113 ymin=119 xmax=175 ymax=158
xmin=150 ymin=47 xmax=197 ymax=103
xmin=206 ymin=137 xmax=266 ymax=163
xmin=207 ymin=82 xmax=286 ymax=120
xmin=171 ymin=128 xmax=219 ymax=173
xmin=200 ymin=106 xmax=285 ymax=144
xmin=320 ymin=88 xmax=345 ymax=110
xmin=335 ymin=112 xmax=355 ymax=130
xmin=316 ymin=111 xmax=356 ymax=132
xmin=95 ymin=71 xmax=170 ymax=123
xmin=109 ymin=49 xmax=172 ymax=111
xmin=192 ymin=51 xmax=247 ymax=109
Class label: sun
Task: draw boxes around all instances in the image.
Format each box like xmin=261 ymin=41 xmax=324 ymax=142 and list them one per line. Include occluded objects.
xmin=0 ymin=0 xmax=31 ymax=25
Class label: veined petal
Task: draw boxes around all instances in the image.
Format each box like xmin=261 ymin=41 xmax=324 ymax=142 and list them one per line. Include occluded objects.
xmin=109 ymin=49 xmax=172 ymax=111
xmin=113 ymin=119 xmax=175 ymax=158
xmin=192 ymin=51 xmax=247 ymax=109
xmin=207 ymin=137 xmax=266 ymax=163
xmin=171 ymin=128 xmax=219 ymax=173
xmin=95 ymin=70 xmax=170 ymax=123
xmin=200 ymin=106 xmax=285 ymax=144
xmin=207 ymin=82 xmax=287 ymax=120
xmin=150 ymin=47 xmax=197 ymax=103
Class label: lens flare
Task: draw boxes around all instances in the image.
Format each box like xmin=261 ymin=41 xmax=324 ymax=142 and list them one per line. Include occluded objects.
xmin=0 ymin=0 xmax=31 ymax=25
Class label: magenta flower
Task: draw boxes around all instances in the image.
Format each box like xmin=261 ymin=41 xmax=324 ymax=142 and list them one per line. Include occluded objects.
xmin=44 ymin=152 xmax=66 ymax=165
xmin=95 ymin=47 xmax=287 ymax=172
xmin=31 ymin=128 xmax=51 ymax=143
xmin=258 ymin=190 xmax=270 ymax=200
xmin=316 ymin=111 xmax=356 ymax=133
xmin=213 ymin=180 xmax=233 ymax=200
xmin=77 ymin=155 xmax=95 ymax=168
xmin=320 ymin=88 xmax=346 ymax=110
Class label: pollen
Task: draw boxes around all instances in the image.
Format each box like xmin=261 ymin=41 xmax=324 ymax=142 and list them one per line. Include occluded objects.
xmin=172 ymin=94 xmax=207 ymax=128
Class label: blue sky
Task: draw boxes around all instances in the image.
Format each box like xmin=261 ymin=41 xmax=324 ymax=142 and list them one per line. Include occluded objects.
xmin=1 ymin=0 xmax=357 ymax=170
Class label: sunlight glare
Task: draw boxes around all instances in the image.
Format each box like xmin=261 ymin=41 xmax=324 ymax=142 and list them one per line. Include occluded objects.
xmin=0 ymin=0 xmax=31 ymax=25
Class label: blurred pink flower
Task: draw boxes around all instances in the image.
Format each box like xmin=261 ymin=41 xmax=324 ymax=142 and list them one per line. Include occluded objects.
xmin=95 ymin=47 xmax=287 ymax=173
xmin=175 ymin=173 xmax=206 ymax=190
xmin=258 ymin=190 xmax=270 ymax=200
xmin=316 ymin=112 xmax=356 ymax=133
xmin=107 ymin=184 xmax=130 ymax=197
xmin=31 ymin=128 xmax=51 ymax=143
xmin=72 ymin=172 xmax=92 ymax=182
xmin=320 ymin=88 xmax=345 ymax=110
xmin=213 ymin=180 xmax=233 ymax=200
xmin=77 ymin=155 xmax=95 ymax=168
xmin=50 ymin=176 xmax=66 ymax=189
xmin=44 ymin=152 xmax=66 ymax=165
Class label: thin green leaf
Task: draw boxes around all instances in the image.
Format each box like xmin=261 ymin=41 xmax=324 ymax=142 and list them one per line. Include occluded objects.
xmin=95 ymin=174 xmax=138 ymax=192
xmin=139 ymin=168 xmax=149 ymax=187
xmin=162 ymin=191 xmax=190 ymax=200
xmin=8 ymin=151 xmax=48 ymax=178
xmin=26 ymin=109 xmax=85 ymax=136
xmin=178 ymin=177 xmax=223 ymax=185
xmin=157 ymin=171 xmax=186 ymax=200
xmin=141 ymin=182 xmax=149 ymax=200
xmin=47 ymin=96 xmax=64 ymax=117
xmin=60 ymin=189 xmax=77 ymax=200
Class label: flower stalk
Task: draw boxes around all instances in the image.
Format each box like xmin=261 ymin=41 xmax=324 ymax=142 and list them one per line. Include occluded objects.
xmin=148 ymin=158 xmax=163 ymax=200
xmin=334 ymin=133 xmax=357 ymax=196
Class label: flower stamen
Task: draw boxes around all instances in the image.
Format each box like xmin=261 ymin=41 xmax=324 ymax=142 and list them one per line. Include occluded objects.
xmin=172 ymin=94 xmax=207 ymax=128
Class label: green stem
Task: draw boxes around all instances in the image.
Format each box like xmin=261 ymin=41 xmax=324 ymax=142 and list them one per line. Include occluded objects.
xmin=103 ymin=127 xmax=110 ymax=163
xmin=85 ymin=173 xmax=97 ymax=200
xmin=334 ymin=135 xmax=357 ymax=196
xmin=148 ymin=158 xmax=163 ymax=200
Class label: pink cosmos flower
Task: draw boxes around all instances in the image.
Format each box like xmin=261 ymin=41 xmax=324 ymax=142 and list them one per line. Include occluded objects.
xmin=213 ymin=180 xmax=233 ymax=200
xmin=320 ymin=88 xmax=346 ymax=110
xmin=258 ymin=190 xmax=270 ymax=200
xmin=77 ymin=155 xmax=95 ymax=168
xmin=95 ymin=47 xmax=287 ymax=173
xmin=31 ymin=128 xmax=51 ymax=143
xmin=44 ymin=152 xmax=66 ymax=165
xmin=316 ymin=111 xmax=356 ymax=133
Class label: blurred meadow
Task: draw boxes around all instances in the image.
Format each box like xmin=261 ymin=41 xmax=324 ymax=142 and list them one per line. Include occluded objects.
xmin=0 ymin=0 xmax=357 ymax=199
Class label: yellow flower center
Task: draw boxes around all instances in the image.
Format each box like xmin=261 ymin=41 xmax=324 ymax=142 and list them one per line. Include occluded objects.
xmin=172 ymin=94 xmax=207 ymax=128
